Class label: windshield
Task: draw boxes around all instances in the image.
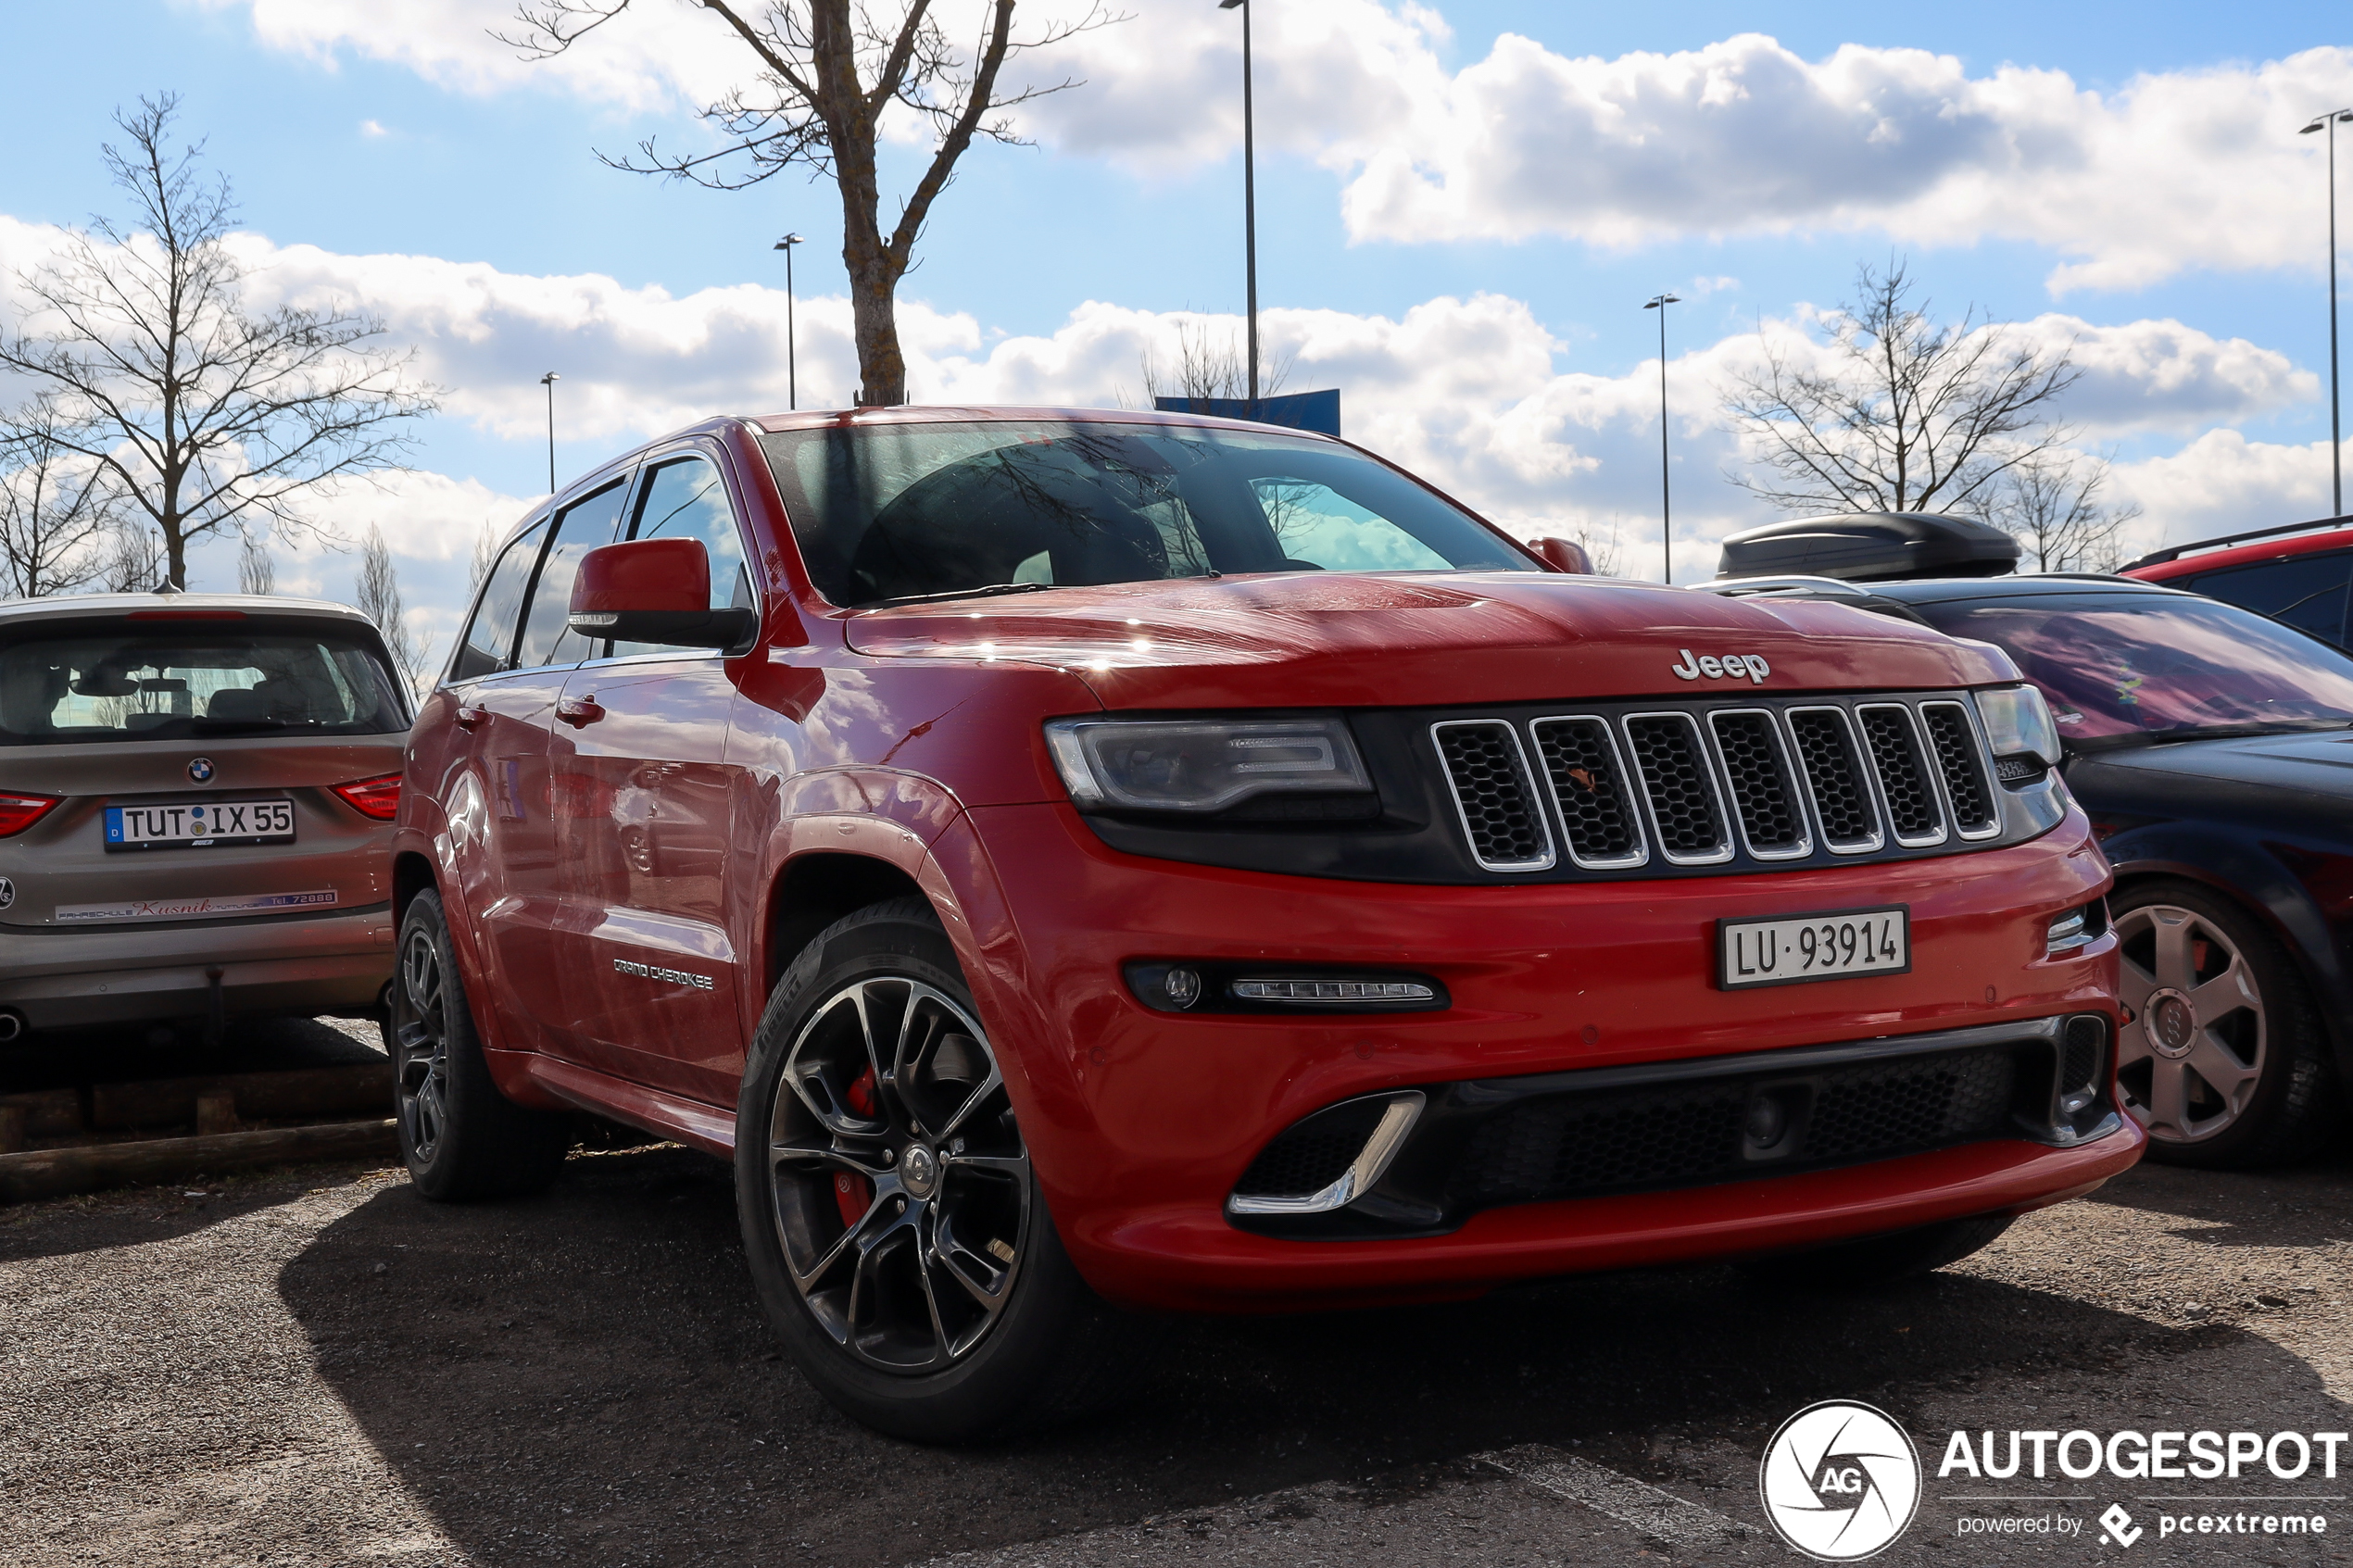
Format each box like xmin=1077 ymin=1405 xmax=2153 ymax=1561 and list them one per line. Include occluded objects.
xmin=1908 ymin=591 xmax=2353 ymax=744
xmin=0 ymin=619 xmax=409 ymax=746
xmin=755 ymin=420 xmax=1537 ymax=607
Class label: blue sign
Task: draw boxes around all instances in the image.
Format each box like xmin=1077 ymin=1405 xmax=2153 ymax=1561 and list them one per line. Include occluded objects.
xmin=1152 ymin=389 xmax=1341 ymax=437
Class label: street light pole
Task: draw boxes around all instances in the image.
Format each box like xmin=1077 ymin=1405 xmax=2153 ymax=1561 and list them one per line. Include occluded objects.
xmin=1219 ymin=0 xmax=1259 ymax=417
xmin=1644 ymin=293 xmax=1681 ymax=583
xmin=2303 ymin=109 xmax=2353 ymax=517
xmin=774 ymin=233 xmax=805 ymax=411
xmin=539 ymin=371 xmax=560 ymax=494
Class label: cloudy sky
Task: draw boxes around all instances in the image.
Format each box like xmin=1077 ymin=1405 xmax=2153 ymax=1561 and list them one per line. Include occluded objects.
xmin=1 ymin=2 xmax=2347 ymax=667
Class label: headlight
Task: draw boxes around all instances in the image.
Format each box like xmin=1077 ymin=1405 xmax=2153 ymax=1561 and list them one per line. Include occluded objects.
xmin=1044 ymin=716 xmax=1373 ymax=812
xmin=1973 ymin=684 xmax=2061 ymax=768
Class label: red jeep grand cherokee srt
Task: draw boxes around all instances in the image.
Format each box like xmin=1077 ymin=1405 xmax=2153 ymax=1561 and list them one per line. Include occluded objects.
xmin=392 ymin=408 xmax=2134 ymax=1439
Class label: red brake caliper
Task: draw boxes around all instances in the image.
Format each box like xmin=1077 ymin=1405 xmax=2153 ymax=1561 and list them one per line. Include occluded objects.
xmin=834 ymin=1065 xmax=879 ymax=1227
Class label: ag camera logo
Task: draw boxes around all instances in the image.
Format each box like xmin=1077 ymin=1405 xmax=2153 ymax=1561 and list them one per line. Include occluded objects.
xmin=1760 ymin=1399 xmax=1922 ymax=1561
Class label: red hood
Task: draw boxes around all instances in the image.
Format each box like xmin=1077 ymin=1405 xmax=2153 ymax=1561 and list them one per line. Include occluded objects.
xmin=844 ymin=571 xmax=2019 ymax=709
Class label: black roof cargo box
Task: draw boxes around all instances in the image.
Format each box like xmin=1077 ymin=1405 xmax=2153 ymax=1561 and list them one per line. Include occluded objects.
xmin=1715 ymin=511 xmax=2020 ymax=583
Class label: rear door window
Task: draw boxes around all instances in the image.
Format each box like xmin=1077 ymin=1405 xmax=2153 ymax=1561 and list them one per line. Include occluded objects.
xmin=0 ymin=620 xmax=409 ymax=745
xmin=451 ymin=521 xmax=548 ymax=681
xmin=2185 ymin=550 xmax=2353 ymax=650
xmin=515 ymin=480 xmax=631 ymax=670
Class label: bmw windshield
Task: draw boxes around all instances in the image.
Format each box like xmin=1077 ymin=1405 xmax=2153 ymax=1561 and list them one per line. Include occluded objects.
xmin=1907 ymin=591 xmax=2353 ymax=746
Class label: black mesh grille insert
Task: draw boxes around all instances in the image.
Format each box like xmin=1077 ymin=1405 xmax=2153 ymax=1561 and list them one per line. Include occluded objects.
xmin=1624 ymin=715 xmax=1727 ymax=859
xmin=2061 ymin=1016 xmax=2107 ymax=1095
xmin=1531 ymin=719 xmax=1642 ymax=865
xmin=1858 ymin=707 xmax=1943 ymax=841
xmin=1234 ymin=1098 xmax=1390 ymax=1198
xmin=1434 ymin=721 xmax=1551 ymax=869
xmin=1921 ymin=703 xmax=1997 ymax=833
xmin=1445 ymin=1046 xmax=2020 ymax=1209
xmin=1788 ymin=709 xmax=1879 ymax=847
xmin=1708 ymin=711 xmax=1805 ymax=854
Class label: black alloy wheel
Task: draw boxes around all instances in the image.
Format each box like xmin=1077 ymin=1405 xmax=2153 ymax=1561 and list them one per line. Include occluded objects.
xmin=390 ymin=889 xmax=570 ymax=1200
xmin=736 ymin=897 xmax=1143 ymax=1442
xmin=768 ymin=973 xmax=1031 ymax=1371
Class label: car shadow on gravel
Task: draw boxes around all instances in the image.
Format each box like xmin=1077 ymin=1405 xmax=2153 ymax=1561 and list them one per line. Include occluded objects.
xmin=0 ymin=1161 xmax=381 ymax=1264
xmin=274 ymin=1143 xmax=2353 ymax=1568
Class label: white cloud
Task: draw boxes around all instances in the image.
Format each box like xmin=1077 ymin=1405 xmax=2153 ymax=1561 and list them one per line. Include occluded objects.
xmin=5 ymin=212 xmax=2334 ymax=586
xmin=2111 ymin=429 xmax=2340 ymax=552
xmin=199 ymin=3 xmax=2353 ymax=290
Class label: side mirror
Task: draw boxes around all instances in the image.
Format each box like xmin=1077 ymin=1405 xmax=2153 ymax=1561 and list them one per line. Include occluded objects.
xmin=568 ymin=538 xmax=759 ymax=651
xmin=1529 ymin=536 xmax=1594 ymax=574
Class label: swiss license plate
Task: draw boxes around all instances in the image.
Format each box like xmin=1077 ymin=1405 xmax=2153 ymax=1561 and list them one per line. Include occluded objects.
xmin=105 ymin=799 xmax=296 ymax=851
xmin=1718 ymin=906 xmax=1909 ymax=989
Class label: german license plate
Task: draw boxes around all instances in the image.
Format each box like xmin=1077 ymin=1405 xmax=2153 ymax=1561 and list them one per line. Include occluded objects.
xmin=1718 ymin=906 xmax=1909 ymax=989
xmin=105 ymin=799 xmax=295 ymax=850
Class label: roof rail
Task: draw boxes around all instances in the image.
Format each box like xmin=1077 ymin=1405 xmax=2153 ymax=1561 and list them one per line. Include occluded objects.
xmin=2122 ymin=513 xmax=2352 ymax=570
xmin=1690 ymin=574 xmax=1874 ymax=598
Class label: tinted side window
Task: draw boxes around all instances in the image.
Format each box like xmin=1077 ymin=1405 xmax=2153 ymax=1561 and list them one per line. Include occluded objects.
xmin=515 ymin=480 xmax=631 ymax=670
xmin=450 ymin=521 xmax=547 ymax=681
xmin=2187 ymin=551 xmax=2353 ymax=650
xmin=612 ymin=454 xmax=752 ymax=658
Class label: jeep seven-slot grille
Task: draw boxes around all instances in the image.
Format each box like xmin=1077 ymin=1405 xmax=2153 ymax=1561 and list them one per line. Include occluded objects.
xmin=1430 ymin=694 xmax=2008 ymax=877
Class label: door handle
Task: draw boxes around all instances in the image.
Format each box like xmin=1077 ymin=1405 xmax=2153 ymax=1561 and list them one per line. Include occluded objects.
xmin=454 ymin=704 xmax=485 ymax=731
xmin=557 ymin=696 xmax=607 ymax=728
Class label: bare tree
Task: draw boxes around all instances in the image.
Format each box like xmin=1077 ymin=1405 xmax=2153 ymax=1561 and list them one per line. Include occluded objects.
xmin=100 ymin=522 xmax=164 ymax=593
xmin=0 ymin=95 xmax=435 ymax=589
xmin=504 ymin=2 xmax=1112 ymax=406
xmin=1140 ymin=319 xmax=1293 ymax=408
xmin=1564 ymin=514 xmax=1625 ymax=578
xmin=1993 ymin=450 xmax=2140 ymax=573
xmin=355 ymin=524 xmax=427 ymax=693
xmin=236 ymin=529 xmax=276 ymax=595
xmin=1724 ymin=260 xmax=2082 ymax=521
xmin=0 ymin=396 xmax=120 ymax=599
xmin=468 ymin=520 xmax=500 ymax=593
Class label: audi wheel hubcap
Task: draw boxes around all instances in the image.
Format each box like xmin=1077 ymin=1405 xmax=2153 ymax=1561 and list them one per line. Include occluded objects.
xmin=394 ymin=929 xmax=452 ymax=1163
xmin=766 ymin=977 xmax=1029 ymax=1374
xmin=2115 ymin=904 xmax=2265 ymax=1145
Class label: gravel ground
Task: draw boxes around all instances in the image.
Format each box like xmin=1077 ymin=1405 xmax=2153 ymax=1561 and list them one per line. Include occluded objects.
xmin=6 ymin=1137 xmax=2353 ymax=1567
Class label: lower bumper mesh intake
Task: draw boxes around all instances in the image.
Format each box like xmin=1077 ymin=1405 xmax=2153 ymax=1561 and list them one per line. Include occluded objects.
xmin=1227 ymin=1014 xmax=2120 ymax=1239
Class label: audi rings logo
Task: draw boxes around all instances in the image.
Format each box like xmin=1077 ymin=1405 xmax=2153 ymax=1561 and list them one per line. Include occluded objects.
xmin=1759 ymin=1400 xmax=1922 ymax=1561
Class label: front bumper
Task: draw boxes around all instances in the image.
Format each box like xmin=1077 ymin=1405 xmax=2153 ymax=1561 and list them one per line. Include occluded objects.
xmin=0 ymin=904 xmax=396 ymax=1030
xmin=950 ymin=800 xmax=2124 ymax=1311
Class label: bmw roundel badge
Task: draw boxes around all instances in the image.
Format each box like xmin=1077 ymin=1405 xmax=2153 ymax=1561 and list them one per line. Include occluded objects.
xmin=187 ymin=757 xmax=215 ymax=784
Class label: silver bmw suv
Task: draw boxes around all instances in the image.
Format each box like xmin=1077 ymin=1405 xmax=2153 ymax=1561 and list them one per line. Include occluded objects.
xmin=0 ymin=594 xmax=409 ymax=1040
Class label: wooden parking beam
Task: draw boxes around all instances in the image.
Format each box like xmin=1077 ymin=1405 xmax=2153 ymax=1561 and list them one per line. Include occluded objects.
xmin=0 ymin=1119 xmax=399 ymax=1203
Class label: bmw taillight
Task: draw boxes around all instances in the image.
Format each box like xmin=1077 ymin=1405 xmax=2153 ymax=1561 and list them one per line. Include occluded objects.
xmin=332 ymin=773 xmax=403 ymax=821
xmin=0 ymin=792 xmax=60 ymax=837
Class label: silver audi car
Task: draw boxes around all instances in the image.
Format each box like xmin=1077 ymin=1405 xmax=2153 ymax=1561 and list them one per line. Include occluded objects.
xmin=0 ymin=593 xmax=409 ymax=1041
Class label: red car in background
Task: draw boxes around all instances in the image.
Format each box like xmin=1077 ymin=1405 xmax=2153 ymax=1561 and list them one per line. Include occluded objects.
xmin=2123 ymin=514 xmax=2353 ymax=649
xmin=390 ymin=408 xmax=2133 ymax=1440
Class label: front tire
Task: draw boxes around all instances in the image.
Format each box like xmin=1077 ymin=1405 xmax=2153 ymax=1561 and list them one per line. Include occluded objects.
xmin=736 ymin=897 xmax=1142 ymax=1443
xmin=2112 ymin=880 xmax=2337 ymax=1169
xmin=391 ymin=889 xmax=570 ymax=1201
